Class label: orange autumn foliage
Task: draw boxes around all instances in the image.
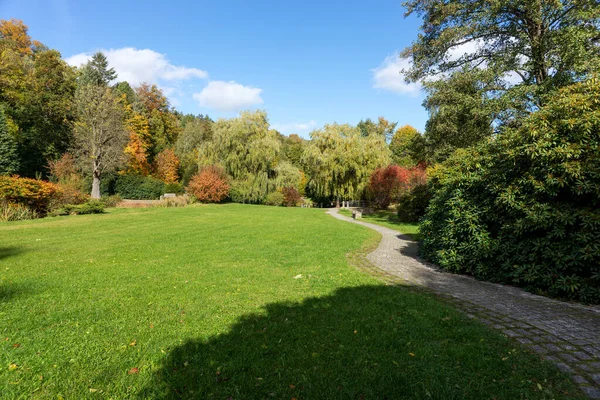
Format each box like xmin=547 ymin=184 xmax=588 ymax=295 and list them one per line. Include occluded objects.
xmin=123 ymin=104 xmax=151 ymax=174
xmin=0 ymin=175 xmax=62 ymax=213
xmin=154 ymin=149 xmax=180 ymax=184
xmin=186 ymin=167 xmax=229 ymax=203
xmin=0 ymin=19 xmax=42 ymax=56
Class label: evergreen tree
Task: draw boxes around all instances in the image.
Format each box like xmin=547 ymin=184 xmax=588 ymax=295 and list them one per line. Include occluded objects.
xmin=0 ymin=108 xmax=19 ymax=175
xmin=79 ymin=52 xmax=117 ymax=86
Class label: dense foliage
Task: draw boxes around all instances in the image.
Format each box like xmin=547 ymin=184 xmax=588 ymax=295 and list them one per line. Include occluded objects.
xmin=281 ymin=186 xmax=301 ymax=207
xmin=114 ymin=174 xmax=165 ymax=200
xmin=264 ymin=191 xmax=284 ymax=206
xmin=0 ymin=175 xmax=61 ymax=214
xmin=420 ymin=79 xmax=600 ymax=303
xmin=368 ymin=165 xmax=427 ymax=209
xmin=303 ymin=123 xmax=389 ymax=202
xmin=186 ymin=166 xmax=229 ymax=203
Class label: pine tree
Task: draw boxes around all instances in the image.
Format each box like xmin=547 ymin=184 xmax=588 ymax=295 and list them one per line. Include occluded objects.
xmin=0 ymin=108 xmax=19 ymax=175
xmin=79 ymin=52 xmax=117 ymax=86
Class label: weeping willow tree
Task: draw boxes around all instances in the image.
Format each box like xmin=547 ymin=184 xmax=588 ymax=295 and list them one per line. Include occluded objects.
xmin=302 ymin=123 xmax=390 ymax=203
xmin=199 ymin=110 xmax=281 ymax=203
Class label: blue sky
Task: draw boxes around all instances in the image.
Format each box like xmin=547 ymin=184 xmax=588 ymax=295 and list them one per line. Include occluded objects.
xmin=1 ymin=0 xmax=428 ymax=137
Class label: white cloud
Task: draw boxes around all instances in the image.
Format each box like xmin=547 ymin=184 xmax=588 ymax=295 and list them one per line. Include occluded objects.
xmin=372 ymin=55 xmax=421 ymax=95
xmin=193 ymin=81 xmax=263 ymax=112
xmin=272 ymin=120 xmax=317 ymax=135
xmin=64 ymin=47 xmax=208 ymax=85
xmin=446 ymin=40 xmax=482 ymax=62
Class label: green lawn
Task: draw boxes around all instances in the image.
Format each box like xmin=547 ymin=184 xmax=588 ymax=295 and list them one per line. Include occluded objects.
xmin=0 ymin=204 xmax=581 ymax=399
xmin=339 ymin=208 xmax=420 ymax=239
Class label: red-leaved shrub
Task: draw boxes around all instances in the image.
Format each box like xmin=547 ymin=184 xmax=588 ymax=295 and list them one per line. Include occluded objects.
xmin=281 ymin=186 xmax=301 ymax=207
xmin=186 ymin=166 xmax=229 ymax=203
xmin=368 ymin=165 xmax=426 ymax=209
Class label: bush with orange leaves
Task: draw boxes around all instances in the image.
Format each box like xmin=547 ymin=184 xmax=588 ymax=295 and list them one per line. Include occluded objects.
xmin=0 ymin=175 xmax=62 ymax=214
xmin=186 ymin=166 xmax=229 ymax=203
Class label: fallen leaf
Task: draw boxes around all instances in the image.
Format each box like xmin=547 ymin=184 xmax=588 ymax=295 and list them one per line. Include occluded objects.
xmin=12 ymin=343 xmax=20 ymax=348
xmin=294 ymin=274 xmax=302 ymax=279
xmin=8 ymin=364 xmax=18 ymax=371
xmin=289 ymin=384 xmax=295 ymax=389
xmin=353 ymin=330 xmax=358 ymax=334
xmin=128 ymin=367 xmax=139 ymax=375
xmin=129 ymin=340 xmax=137 ymax=347
xmin=149 ymin=324 xmax=154 ymax=329
xmin=89 ymin=388 xmax=98 ymax=393
xmin=409 ymin=352 xmax=415 ymax=357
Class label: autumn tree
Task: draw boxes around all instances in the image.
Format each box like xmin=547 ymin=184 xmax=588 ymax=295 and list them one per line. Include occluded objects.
xmin=136 ymin=83 xmax=181 ymax=161
xmin=0 ymin=20 xmax=76 ymax=177
xmin=0 ymin=19 xmax=40 ymax=56
xmin=73 ymin=85 xmax=128 ymax=198
xmin=302 ymin=123 xmax=390 ymax=203
xmin=154 ymin=148 xmax=180 ymax=184
xmin=123 ymin=101 xmax=151 ymax=175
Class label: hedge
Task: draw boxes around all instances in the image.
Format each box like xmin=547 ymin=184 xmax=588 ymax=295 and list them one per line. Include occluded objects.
xmin=419 ymin=78 xmax=600 ymax=303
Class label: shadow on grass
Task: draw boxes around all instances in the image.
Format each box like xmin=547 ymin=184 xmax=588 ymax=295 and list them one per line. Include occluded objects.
xmin=139 ymin=285 xmax=578 ymax=400
xmin=0 ymin=246 xmax=26 ymax=261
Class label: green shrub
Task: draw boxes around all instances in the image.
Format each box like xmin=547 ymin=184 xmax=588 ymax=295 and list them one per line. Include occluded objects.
xmin=50 ymin=200 xmax=105 ymax=217
xmin=114 ymin=174 xmax=165 ymax=200
xmin=419 ymin=78 xmax=600 ymax=303
xmin=100 ymin=194 xmax=122 ymax=208
xmin=0 ymin=201 xmax=38 ymax=221
xmin=164 ymin=182 xmax=184 ymax=195
xmin=397 ymin=183 xmax=432 ymax=223
xmin=264 ymin=191 xmax=284 ymax=206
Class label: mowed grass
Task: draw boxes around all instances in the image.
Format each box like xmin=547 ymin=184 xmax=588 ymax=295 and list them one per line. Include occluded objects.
xmin=339 ymin=208 xmax=420 ymax=239
xmin=0 ymin=204 xmax=582 ymax=399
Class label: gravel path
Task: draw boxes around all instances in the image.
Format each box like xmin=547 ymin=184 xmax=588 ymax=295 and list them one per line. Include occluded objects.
xmin=328 ymin=208 xmax=600 ymax=398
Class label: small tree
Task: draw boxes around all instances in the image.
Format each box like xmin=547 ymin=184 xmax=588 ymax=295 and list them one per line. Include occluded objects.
xmin=73 ymin=85 xmax=128 ymax=198
xmin=187 ymin=166 xmax=229 ymax=203
xmin=154 ymin=148 xmax=180 ymax=184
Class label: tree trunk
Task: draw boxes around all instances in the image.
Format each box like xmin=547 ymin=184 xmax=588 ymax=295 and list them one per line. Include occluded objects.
xmin=91 ymin=171 xmax=101 ymax=199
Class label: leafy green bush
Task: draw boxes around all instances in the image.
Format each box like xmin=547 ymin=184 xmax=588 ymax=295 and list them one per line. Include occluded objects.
xmin=264 ymin=191 xmax=284 ymax=206
xmin=100 ymin=194 xmax=122 ymax=207
xmin=397 ymin=183 xmax=432 ymax=223
xmin=0 ymin=201 xmax=38 ymax=221
xmin=164 ymin=182 xmax=184 ymax=195
xmin=114 ymin=174 xmax=165 ymax=200
xmin=50 ymin=200 xmax=105 ymax=217
xmin=419 ymin=78 xmax=600 ymax=303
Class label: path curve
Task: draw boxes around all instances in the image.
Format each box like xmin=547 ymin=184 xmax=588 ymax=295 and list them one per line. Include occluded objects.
xmin=328 ymin=208 xmax=600 ymax=398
